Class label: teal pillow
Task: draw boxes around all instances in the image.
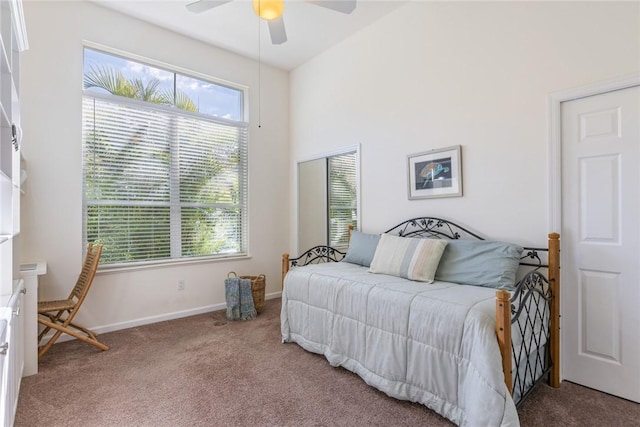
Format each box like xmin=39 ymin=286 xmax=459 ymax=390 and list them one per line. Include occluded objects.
xmin=434 ymin=239 xmax=523 ymax=290
xmin=343 ymin=231 xmax=381 ymax=267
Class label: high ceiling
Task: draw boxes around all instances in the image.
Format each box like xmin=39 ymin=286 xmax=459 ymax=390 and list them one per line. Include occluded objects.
xmin=93 ymin=0 xmax=407 ymax=70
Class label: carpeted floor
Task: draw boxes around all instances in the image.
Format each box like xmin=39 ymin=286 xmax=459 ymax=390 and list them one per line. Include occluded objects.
xmin=16 ymin=299 xmax=639 ymax=427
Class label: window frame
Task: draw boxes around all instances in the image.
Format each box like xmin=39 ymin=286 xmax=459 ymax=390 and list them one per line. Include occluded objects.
xmin=81 ymin=44 xmax=250 ymax=269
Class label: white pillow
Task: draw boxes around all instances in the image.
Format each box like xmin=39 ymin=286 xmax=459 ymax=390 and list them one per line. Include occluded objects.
xmin=369 ymin=234 xmax=448 ymax=283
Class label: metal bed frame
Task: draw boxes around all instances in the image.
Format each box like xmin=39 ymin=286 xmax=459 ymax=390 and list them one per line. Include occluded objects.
xmin=282 ymin=216 xmax=560 ymax=407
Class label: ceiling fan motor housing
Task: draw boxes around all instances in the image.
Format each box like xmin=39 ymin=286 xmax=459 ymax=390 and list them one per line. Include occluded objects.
xmin=253 ymin=0 xmax=284 ymax=20
xmin=187 ymin=0 xmax=357 ymax=45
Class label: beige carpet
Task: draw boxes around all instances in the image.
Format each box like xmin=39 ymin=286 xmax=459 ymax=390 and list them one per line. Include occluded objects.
xmin=16 ymin=299 xmax=639 ymax=426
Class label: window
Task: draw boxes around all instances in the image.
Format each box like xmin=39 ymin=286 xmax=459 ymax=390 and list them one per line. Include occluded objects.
xmin=82 ymin=47 xmax=248 ymax=266
xmin=328 ymin=152 xmax=357 ymax=247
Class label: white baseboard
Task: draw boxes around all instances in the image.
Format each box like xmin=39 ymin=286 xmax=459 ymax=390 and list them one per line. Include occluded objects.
xmin=43 ymin=291 xmax=282 ymax=344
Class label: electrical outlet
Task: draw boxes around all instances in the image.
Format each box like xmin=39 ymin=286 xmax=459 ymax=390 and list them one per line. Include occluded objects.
xmin=177 ymin=280 xmax=186 ymax=291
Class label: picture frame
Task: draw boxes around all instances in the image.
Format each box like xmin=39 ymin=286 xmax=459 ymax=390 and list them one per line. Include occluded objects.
xmin=407 ymin=145 xmax=462 ymax=199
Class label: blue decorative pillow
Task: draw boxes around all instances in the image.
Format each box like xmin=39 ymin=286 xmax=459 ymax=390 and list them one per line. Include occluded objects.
xmin=343 ymin=231 xmax=381 ymax=267
xmin=434 ymin=239 xmax=523 ymax=290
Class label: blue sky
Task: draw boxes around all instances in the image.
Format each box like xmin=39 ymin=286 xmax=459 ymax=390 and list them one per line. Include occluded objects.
xmin=83 ymin=48 xmax=242 ymax=121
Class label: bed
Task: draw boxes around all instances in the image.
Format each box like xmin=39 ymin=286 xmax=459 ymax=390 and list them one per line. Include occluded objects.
xmin=280 ymin=217 xmax=560 ymax=427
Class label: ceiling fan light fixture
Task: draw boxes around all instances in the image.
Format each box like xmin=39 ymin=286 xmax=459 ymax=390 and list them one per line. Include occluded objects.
xmin=252 ymin=0 xmax=284 ymax=20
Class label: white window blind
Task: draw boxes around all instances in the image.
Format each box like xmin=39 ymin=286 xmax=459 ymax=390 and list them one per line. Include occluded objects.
xmin=328 ymin=152 xmax=357 ymax=247
xmin=83 ymin=95 xmax=248 ymax=266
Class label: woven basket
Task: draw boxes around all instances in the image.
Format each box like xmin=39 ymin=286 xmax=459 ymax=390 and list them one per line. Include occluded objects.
xmin=228 ymin=272 xmax=266 ymax=314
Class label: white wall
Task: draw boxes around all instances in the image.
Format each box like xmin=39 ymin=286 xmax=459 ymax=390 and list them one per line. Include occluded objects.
xmin=290 ymin=1 xmax=640 ymax=247
xmin=20 ymin=1 xmax=289 ymax=331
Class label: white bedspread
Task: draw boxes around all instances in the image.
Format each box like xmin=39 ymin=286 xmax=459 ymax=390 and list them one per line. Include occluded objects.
xmin=281 ymin=262 xmax=519 ymax=427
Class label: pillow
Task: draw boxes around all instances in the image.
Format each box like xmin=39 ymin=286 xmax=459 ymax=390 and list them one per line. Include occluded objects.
xmin=369 ymin=234 xmax=448 ymax=283
xmin=434 ymin=239 xmax=523 ymax=289
xmin=343 ymin=231 xmax=381 ymax=267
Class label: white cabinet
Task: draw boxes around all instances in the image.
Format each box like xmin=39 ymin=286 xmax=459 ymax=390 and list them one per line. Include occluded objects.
xmin=19 ymin=261 xmax=45 ymax=377
xmin=0 ymin=319 xmax=7 ymax=425
xmin=0 ymin=279 xmax=24 ymax=427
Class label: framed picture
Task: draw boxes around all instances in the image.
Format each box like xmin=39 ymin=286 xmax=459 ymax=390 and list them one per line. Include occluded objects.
xmin=407 ymin=145 xmax=462 ymax=199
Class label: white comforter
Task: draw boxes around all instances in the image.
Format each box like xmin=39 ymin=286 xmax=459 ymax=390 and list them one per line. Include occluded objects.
xmin=281 ymin=262 xmax=519 ymax=427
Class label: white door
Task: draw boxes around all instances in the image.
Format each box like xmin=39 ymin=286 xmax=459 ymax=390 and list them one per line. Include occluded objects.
xmin=561 ymin=85 xmax=640 ymax=402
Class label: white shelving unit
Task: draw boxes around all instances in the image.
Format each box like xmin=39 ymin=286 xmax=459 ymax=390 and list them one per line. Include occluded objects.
xmin=0 ymin=0 xmax=27 ymax=299
xmin=0 ymin=1 xmax=27 ymax=425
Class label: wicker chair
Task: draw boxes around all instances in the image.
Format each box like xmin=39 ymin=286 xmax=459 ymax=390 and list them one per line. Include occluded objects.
xmin=37 ymin=243 xmax=109 ymax=359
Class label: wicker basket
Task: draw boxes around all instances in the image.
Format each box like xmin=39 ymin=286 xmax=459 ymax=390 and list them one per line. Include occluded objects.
xmin=228 ymin=272 xmax=266 ymax=314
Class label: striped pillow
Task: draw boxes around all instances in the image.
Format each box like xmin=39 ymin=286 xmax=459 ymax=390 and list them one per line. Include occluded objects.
xmin=369 ymin=234 xmax=448 ymax=283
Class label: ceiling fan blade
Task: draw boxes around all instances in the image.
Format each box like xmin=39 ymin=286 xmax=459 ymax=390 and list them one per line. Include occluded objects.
xmin=186 ymin=0 xmax=233 ymax=14
xmin=307 ymin=0 xmax=357 ymax=14
xmin=268 ymin=17 xmax=287 ymax=45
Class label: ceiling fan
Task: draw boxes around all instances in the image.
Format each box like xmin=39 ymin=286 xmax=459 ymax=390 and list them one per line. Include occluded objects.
xmin=186 ymin=0 xmax=357 ymax=45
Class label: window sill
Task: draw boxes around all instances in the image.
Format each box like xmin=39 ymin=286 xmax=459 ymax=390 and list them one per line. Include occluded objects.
xmin=96 ymin=254 xmax=252 ymax=275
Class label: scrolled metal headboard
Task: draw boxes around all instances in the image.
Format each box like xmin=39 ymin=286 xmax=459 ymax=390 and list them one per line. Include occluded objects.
xmin=385 ymin=216 xmax=549 ymax=272
xmin=384 ymin=217 xmax=484 ymax=240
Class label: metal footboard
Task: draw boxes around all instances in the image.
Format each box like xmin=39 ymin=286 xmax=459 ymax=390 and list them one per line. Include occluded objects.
xmin=510 ymin=269 xmax=553 ymax=406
